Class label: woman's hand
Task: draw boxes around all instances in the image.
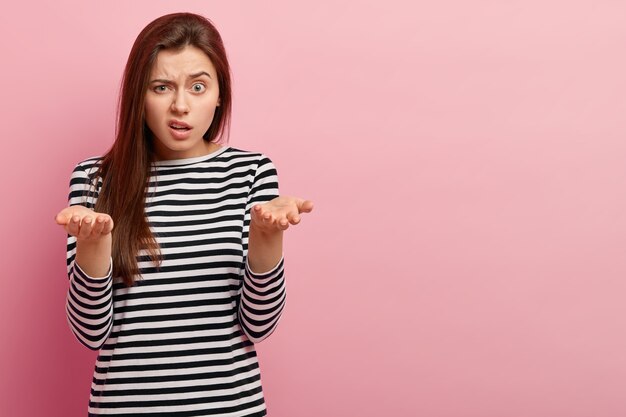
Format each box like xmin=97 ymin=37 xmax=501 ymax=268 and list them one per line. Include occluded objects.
xmin=56 ymin=205 xmax=114 ymax=277
xmin=247 ymin=196 xmax=313 ymax=273
xmin=250 ymin=196 xmax=314 ymax=234
xmin=55 ymin=205 xmax=114 ymax=241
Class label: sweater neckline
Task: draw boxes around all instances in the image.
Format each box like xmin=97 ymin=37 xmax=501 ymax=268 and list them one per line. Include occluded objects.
xmin=152 ymin=146 xmax=230 ymax=167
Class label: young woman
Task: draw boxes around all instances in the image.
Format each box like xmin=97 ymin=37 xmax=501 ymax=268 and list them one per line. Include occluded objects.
xmin=55 ymin=12 xmax=312 ymax=417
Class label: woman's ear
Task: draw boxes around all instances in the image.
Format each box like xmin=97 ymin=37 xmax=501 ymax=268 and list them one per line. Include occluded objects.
xmin=217 ymin=98 xmax=221 ymax=106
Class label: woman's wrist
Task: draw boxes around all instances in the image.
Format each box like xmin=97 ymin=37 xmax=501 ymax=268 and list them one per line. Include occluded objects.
xmin=75 ymin=233 xmax=113 ymax=278
xmin=247 ymin=224 xmax=283 ymax=273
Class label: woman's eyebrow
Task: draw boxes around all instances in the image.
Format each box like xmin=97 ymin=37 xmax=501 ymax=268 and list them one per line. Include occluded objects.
xmin=149 ymin=71 xmax=212 ymax=83
xmin=190 ymin=71 xmax=211 ymax=79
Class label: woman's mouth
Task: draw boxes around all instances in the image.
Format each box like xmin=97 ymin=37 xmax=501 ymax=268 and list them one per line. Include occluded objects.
xmin=169 ymin=121 xmax=191 ymax=130
xmin=168 ymin=121 xmax=192 ymax=139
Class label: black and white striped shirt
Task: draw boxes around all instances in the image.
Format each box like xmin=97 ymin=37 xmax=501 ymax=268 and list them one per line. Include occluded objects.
xmin=65 ymin=146 xmax=286 ymax=416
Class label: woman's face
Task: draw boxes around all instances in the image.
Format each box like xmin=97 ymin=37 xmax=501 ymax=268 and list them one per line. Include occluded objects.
xmin=144 ymin=45 xmax=221 ymax=160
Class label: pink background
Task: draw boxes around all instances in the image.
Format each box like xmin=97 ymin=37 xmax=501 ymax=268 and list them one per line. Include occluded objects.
xmin=1 ymin=1 xmax=625 ymax=416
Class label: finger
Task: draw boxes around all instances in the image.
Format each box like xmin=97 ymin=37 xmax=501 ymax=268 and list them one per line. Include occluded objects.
xmin=278 ymin=218 xmax=290 ymax=230
xmin=78 ymin=216 xmax=95 ymax=239
xmin=252 ymin=205 xmax=265 ymax=221
xmin=91 ymin=216 xmax=106 ymax=236
xmin=57 ymin=205 xmax=93 ymax=225
xmin=288 ymin=213 xmax=301 ymax=225
xmin=101 ymin=217 xmax=114 ymax=235
xmin=284 ymin=210 xmax=299 ymax=224
xmin=297 ymin=200 xmax=314 ymax=213
xmin=56 ymin=206 xmax=82 ymax=225
xmin=67 ymin=215 xmax=81 ymax=236
xmin=55 ymin=212 xmax=70 ymax=225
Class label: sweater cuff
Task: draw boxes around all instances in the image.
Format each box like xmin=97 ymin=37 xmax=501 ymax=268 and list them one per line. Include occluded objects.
xmin=73 ymin=257 xmax=113 ymax=283
xmin=245 ymin=255 xmax=284 ymax=281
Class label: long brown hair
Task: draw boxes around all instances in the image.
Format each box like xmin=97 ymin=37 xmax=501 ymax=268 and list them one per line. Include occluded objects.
xmin=92 ymin=12 xmax=233 ymax=287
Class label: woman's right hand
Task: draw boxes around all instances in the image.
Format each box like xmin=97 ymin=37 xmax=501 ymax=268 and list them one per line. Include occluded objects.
xmin=55 ymin=206 xmax=114 ymax=241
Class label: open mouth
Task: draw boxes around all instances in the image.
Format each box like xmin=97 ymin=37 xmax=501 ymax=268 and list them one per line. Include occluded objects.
xmin=169 ymin=122 xmax=191 ymax=131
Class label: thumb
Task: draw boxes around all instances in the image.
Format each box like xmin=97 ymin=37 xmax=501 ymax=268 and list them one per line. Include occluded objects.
xmin=297 ymin=199 xmax=314 ymax=213
xmin=55 ymin=210 xmax=71 ymax=225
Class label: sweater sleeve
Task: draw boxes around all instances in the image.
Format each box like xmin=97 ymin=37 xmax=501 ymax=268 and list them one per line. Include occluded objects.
xmin=64 ymin=161 xmax=114 ymax=351
xmin=238 ymin=155 xmax=287 ymax=343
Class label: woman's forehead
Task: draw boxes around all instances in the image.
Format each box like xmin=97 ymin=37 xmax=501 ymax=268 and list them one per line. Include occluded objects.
xmin=150 ymin=46 xmax=216 ymax=78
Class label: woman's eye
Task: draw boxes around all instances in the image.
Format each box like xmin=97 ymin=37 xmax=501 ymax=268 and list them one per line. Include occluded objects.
xmin=154 ymin=85 xmax=169 ymax=93
xmin=192 ymin=83 xmax=206 ymax=93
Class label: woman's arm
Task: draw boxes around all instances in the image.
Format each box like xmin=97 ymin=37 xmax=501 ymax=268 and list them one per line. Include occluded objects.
xmin=57 ymin=162 xmax=115 ymax=350
xmin=238 ymin=156 xmax=313 ymax=343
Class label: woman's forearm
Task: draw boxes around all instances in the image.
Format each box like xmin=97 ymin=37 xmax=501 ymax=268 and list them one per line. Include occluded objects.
xmin=75 ymin=234 xmax=112 ymax=277
xmin=247 ymin=225 xmax=283 ymax=273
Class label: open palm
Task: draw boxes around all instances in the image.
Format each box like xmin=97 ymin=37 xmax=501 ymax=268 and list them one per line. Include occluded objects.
xmin=251 ymin=196 xmax=314 ymax=232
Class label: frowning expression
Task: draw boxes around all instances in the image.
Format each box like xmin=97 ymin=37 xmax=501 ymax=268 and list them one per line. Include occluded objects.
xmin=144 ymin=45 xmax=221 ymax=160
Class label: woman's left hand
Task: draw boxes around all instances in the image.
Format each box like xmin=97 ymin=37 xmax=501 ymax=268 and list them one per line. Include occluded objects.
xmin=251 ymin=196 xmax=314 ymax=233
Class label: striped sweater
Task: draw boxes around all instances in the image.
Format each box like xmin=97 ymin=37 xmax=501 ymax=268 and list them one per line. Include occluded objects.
xmin=64 ymin=146 xmax=286 ymax=416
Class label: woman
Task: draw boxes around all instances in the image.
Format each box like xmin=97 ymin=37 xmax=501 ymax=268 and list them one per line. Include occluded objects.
xmin=55 ymin=12 xmax=312 ymax=417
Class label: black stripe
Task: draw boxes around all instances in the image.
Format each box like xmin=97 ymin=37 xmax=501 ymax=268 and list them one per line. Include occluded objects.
xmin=89 ymin=398 xmax=266 ymax=417
xmin=92 ymin=362 xmax=259 ymax=385
xmin=92 ymin=373 xmax=261 ymax=397
xmin=101 ymin=330 xmax=246 ymax=350
xmin=97 ymin=339 xmax=253 ymax=362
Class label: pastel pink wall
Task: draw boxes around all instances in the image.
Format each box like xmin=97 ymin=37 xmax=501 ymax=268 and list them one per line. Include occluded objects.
xmin=1 ymin=1 xmax=625 ymax=416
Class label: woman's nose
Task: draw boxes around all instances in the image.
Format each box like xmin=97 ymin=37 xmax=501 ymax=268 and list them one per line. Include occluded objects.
xmin=171 ymin=91 xmax=190 ymax=113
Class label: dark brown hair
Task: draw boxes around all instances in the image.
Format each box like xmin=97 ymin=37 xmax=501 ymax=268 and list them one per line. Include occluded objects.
xmin=92 ymin=12 xmax=233 ymax=287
